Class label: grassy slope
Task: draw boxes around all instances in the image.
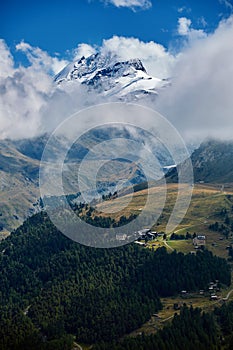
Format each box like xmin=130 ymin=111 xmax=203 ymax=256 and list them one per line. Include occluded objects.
xmin=97 ymin=183 xmax=233 ymax=259
xmin=95 ymin=183 xmax=233 ymax=341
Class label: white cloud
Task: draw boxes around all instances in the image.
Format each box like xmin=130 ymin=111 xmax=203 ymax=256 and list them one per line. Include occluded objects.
xmin=178 ymin=17 xmax=192 ymax=35
xmin=0 ymin=39 xmax=14 ymax=78
xmin=103 ymin=0 xmax=152 ymax=11
xmin=156 ymin=15 xmax=233 ymax=140
xmin=177 ymin=17 xmax=207 ymax=41
xmin=73 ymin=43 xmax=97 ymax=60
xmin=16 ymin=41 xmax=68 ymax=75
xmin=0 ymin=41 xmax=69 ymax=139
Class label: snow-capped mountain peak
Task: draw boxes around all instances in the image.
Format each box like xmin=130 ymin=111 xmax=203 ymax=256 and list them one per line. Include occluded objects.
xmin=54 ymin=52 xmax=169 ymax=101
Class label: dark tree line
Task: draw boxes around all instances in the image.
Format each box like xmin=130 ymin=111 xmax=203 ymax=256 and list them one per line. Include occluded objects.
xmin=94 ymin=303 xmax=233 ymax=350
xmin=72 ymin=202 xmax=137 ymax=227
xmin=0 ymin=212 xmax=231 ymax=349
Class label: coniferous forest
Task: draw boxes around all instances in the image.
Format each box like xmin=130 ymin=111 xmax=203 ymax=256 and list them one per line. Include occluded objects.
xmin=0 ymin=212 xmax=232 ymax=349
xmin=94 ymin=302 xmax=233 ymax=350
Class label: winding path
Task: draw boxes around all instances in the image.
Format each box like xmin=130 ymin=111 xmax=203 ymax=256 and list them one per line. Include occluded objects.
xmin=224 ymin=288 xmax=233 ymax=300
xmin=73 ymin=342 xmax=83 ymax=350
xmin=164 ymin=240 xmax=174 ymax=251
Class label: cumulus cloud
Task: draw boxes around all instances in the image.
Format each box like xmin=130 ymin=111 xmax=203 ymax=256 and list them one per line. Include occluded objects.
xmin=73 ymin=43 xmax=97 ymax=60
xmin=156 ymin=15 xmax=233 ymax=141
xmin=0 ymin=40 xmax=14 ymax=78
xmin=16 ymin=41 xmax=68 ymax=75
xmin=0 ymin=41 xmax=68 ymax=139
xmin=177 ymin=17 xmax=191 ymax=35
xmin=103 ymin=0 xmax=152 ymax=11
xmin=177 ymin=17 xmax=207 ymax=41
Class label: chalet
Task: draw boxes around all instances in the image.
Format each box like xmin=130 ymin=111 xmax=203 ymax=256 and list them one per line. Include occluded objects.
xmin=138 ymin=229 xmax=150 ymax=238
xmin=146 ymin=232 xmax=156 ymax=240
xmin=193 ymin=235 xmax=206 ymax=247
xmin=137 ymin=229 xmax=156 ymax=241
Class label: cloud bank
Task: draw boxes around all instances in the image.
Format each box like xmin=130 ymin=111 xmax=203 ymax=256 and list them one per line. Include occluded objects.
xmin=0 ymin=41 xmax=70 ymax=139
xmin=156 ymin=16 xmax=233 ymax=140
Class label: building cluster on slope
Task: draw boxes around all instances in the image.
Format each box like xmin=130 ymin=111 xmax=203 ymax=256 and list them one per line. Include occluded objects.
xmin=193 ymin=235 xmax=206 ymax=248
xmin=134 ymin=229 xmax=157 ymax=245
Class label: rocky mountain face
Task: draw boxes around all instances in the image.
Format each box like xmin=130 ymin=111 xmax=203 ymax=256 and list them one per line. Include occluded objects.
xmin=167 ymin=139 xmax=233 ymax=184
xmin=54 ymin=52 xmax=169 ymax=101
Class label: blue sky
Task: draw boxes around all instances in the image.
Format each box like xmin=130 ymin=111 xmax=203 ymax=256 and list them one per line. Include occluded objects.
xmin=1 ymin=0 xmax=232 ymax=60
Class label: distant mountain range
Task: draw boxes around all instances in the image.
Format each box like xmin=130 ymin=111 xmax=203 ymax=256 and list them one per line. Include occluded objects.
xmin=54 ymin=52 xmax=169 ymax=101
xmin=1 ymin=52 xmax=233 ymax=234
xmin=1 ymin=135 xmax=233 ymax=235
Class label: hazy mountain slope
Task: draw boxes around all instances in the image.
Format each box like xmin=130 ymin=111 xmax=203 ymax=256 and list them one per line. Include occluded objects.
xmin=167 ymin=139 xmax=233 ymax=184
xmin=2 ymin=136 xmax=233 ymax=234
xmin=191 ymin=139 xmax=233 ymax=183
xmin=0 ymin=129 xmax=151 ymax=233
xmin=0 ymin=140 xmax=40 ymax=235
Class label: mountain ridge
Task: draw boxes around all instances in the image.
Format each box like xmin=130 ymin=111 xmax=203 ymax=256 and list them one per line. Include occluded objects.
xmin=54 ymin=52 xmax=169 ymax=100
xmin=167 ymin=139 xmax=233 ymax=184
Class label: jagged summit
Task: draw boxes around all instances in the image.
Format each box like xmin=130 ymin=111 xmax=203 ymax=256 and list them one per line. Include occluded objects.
xmin=54 ymin=52 xmax=169 ymax=100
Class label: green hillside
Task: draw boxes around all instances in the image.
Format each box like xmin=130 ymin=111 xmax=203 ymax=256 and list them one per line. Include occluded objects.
xmin=0 ymin=212 xmax=230 ymax=349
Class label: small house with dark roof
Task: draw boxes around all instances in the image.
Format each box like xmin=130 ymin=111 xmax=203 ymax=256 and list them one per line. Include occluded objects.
xmin=193 ymin=235 xmax=206 ymax=247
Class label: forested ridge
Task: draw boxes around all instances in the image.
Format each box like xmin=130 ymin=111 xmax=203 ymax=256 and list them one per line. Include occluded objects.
xmin=94 ymin=302 xmax=233 ymax=350
xmin=0 ymin=212 xmax=231 ymax=349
